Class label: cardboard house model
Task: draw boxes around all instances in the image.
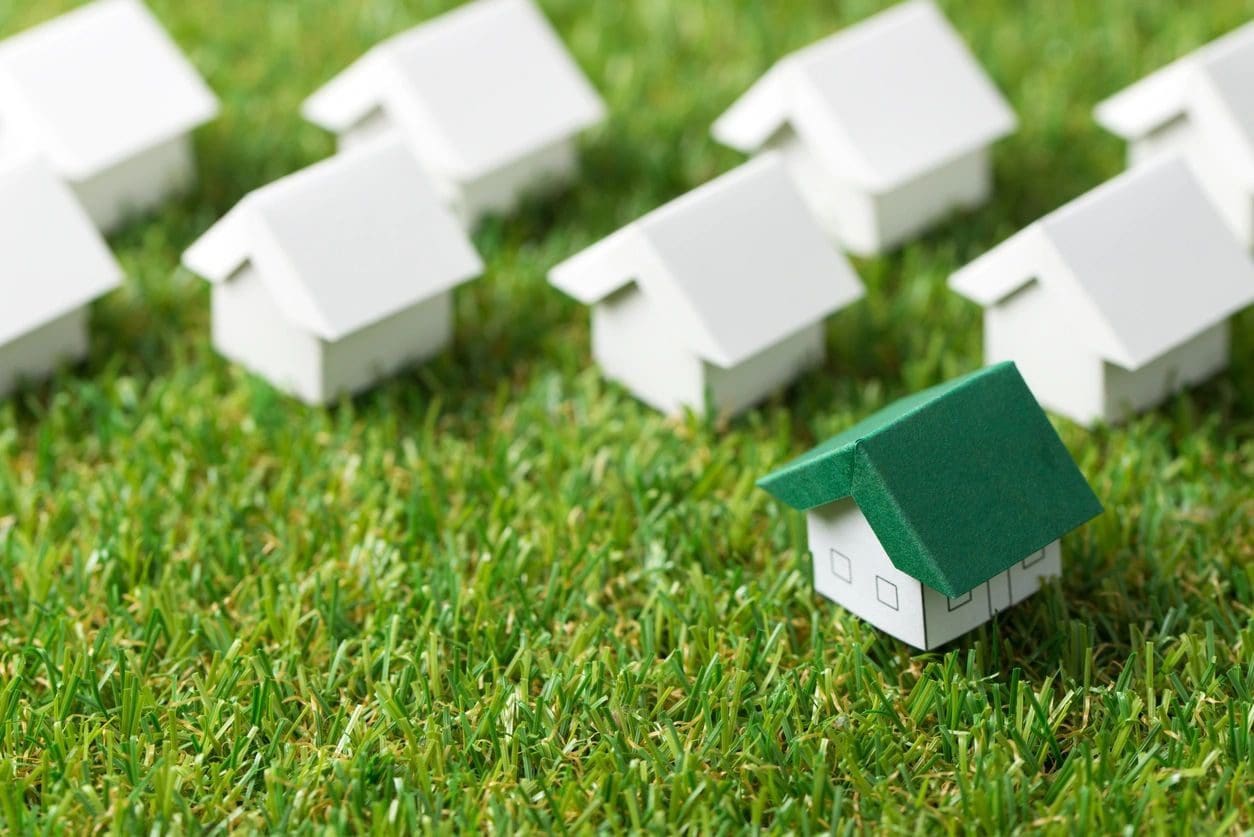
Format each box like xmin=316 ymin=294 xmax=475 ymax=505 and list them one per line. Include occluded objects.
xmin=0 ymin=0 xmax=219 ymax=233
xmin=950 ymin=157 xmax=1254 ymax=427
xmin=548 ymin=155 xmax=865 ymax=418
xmin=301 ymin=0 xmax=606 ymax=229
xmin=711 ymin=0 xmax=1016 ymax=256
xmin=758 ymin=362 xmax=1102 ymax=650
xmin=1095 ymin=22 xmax=1254 ymax=249
xmin=182 ymin=139 xmax=483 ymax=406
xmin=0 ymin=158 xmax=123 ymax=398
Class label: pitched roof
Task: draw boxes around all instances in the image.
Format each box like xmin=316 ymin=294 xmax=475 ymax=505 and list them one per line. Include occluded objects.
xmin=548 ymin=155 xmax=865 ymax=368
xmin=182 ymin=138 xmax=483 ymax=342
xmin=0 ymin=157 xmax=123 ymax=346
xmin=950 ymin=157 xmax=1254 ymax=371
xmin=302 ymin=0 xmax=605 ymax=182
xmin=1095 ymin=22 xmax=1254 ymax=182
xmin=758 ymin=362 xmax=1102 ymax=597
xmin=0 ymin=0 xmax=219 ymax=181
xmin=712 ymin=0 xmax=1016 ymax=192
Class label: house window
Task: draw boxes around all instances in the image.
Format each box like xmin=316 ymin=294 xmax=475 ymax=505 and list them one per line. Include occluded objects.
xmin=1022 ymin=549 xmax=1046 ymax=569
xmin=947 ymin=589 xmax=972 ymax=611
xmin=875 ymin=576 xmax=899 ymax=611
xmin=829 ymin=549 xmax=852 ymax=583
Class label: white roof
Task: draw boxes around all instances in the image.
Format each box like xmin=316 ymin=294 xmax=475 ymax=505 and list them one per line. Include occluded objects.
xmin=302 ymin=0 xmax=605 ymax=182
xmin=183 ymin=139 xmax=483 ymax=342
xmin=0 ymin=157 xmax=123 ymax=346
xmin=549 ymin=155 xmax=865 ymax=368
xmin=712 ymin=0 xmax=1016 ymax=192
xmin=950 ymin=157 xmax=1254 ymax=371
xmin=0 ymin=0 xmax=219 ymax=181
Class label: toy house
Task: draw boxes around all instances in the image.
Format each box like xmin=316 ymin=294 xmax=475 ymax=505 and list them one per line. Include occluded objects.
xmin=1095 ymin=22 xmax=1254 ymax=249
xmin=0 ymin=158 xmax=123 ymax=398
xmin=758 ymin=362 xmax=1102 ymax=650
xmin=0 ymin=0 xmax=219 ymax=233
xmin=548 ymin=155 xmax=864 ymax=418
xmin=182 ymin=138 xmax=483 ymax=406
xmin=711 ymin=0 xmax=1016 ymax=256
xmin=950 ymin=157 xmax=1254 ymax=427
xmin=302 ymin=0 xmax=606 ymax=229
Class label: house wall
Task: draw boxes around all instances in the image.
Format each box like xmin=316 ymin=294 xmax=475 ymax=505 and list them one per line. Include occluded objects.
xmin=210 ymin=264 xmax=325 ymax=405
xmin=808 ymin=499 xmax=1063 ymax=650
xmin=321 ymin=291 xmax=454 ymax=401
xmin=920 ymin=541 xmax=1061 ymax=649
xmin=766 ymin=128 xmax=879 ymax=255
xmin=871 ymin=147 xmax=992 ymax=252
xmin=1128 ymin=120 xmax=1254 ymax=250
xmin=590 ymin=284 xmax=705 ymax=415
xmin=0 ymin=306 xmax=89 ymax=398
xmin=766 ymin=129 xmax=993 ymax=255
xmin=983 ymin=280 xmax=1106 ymax=426
xmin=1103 ymin=320 xmax=1229 ymax=422
xmin=704 ymin=322 xmax=825 ymax=417
xmin=807 ymin=498 xmax=927 ymax=649
xmin=72 ymin=134 xmax=197 ymax=234
xmin=340 ymin=110 xmax=578 ymax=229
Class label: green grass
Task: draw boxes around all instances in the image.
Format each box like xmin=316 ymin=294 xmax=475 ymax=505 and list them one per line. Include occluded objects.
xmin=1 ymin=0 xmax=1252 ymax=831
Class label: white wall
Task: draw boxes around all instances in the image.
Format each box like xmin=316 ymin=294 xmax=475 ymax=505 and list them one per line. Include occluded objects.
xmin=1129 ymin=119 xmax=1253 ymax=250
xmin=768 ymin=128 xmax=993 ymax=255
xmin=807 ymin=498 xmax=927 ymax=649
xmin=766 ymin=127 xmax=878 ymax=255
xmin=705 ymin=322 xmax=824 ymax=417
xmin=341 ymin=110 xmax=578 ymax=229
xmin=211 ymin=264 xmax=325 ymax=404
xmin=872 ymin=147 xmax=992 ymax=252
xmin=591 ymin=284 xmax=705 ymax=415
xmin=72 ymin=134 xmax=197 ymax=234
xmin=0 ymin=306 xmax=89 ymax=398
xmin=984 ymin=279 xmax=1106 ymax=426
xmin=321 ymin=291 xmax=453 ymax=401
xmin=1103 ymin=320 xmax=1229 ymax=421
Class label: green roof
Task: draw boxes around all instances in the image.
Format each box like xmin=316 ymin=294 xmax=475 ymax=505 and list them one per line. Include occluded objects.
xmin=758 ymin=363 xmax=1102 ymax=597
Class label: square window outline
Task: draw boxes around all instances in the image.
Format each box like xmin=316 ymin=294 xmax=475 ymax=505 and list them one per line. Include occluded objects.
xmin=1022 ymin=548 xmax=1047 ymax=569
xmin=947 ymin=589 xmax=973 ymax=611
xmin=875 ymin=575 xmax=899 ymax=611
xmin=829 ymin=549 xmax=852 ymax=583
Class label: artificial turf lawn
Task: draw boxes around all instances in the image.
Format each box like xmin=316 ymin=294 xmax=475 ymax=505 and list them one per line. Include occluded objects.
xmin=1 ymin=0 xmax=1252 ymax=831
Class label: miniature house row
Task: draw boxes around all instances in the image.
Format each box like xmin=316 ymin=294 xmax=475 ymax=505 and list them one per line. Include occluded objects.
xmin=0 ymin=0 xmax=218 ymax=233
xmin=759 ymin=362 xmax=1103 ymax=650
xmin=0 ymin=158 xmax=122 ymax=398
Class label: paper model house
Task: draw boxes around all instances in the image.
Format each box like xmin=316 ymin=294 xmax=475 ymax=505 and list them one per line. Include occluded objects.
xmin=711 ymin=0 xmax=1016 ymax=256
xmin=548 ymin=155 xmax=864 ymax=418
xmin=302 ymin=0 xmax=606 ymax=229
xmin=1095 ymin=22 xmax=1254 ymax=249
xmin=182 ymin=138 xmax=483 ymax=406
xmin=758 ymin=362 xmax=1102 ymax=651
xmin=0 ymin=0 xmax=219 ymax=233
xmin=950 ymin=157 xmax=1254 ymax=427
xmin=1 ymin=157 xmax=123 ymax=398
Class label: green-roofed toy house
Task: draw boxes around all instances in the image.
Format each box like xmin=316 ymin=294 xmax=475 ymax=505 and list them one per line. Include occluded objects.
xmin=758 ymin=362 xmax=1102 ymax=650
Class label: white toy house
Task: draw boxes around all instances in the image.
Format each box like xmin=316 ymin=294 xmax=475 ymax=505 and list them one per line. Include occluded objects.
xmin=182 ymin=139 xmax=483 ymax=406
xmin=711 ymin=0 xmax=1016 ymax=256
xmin=950 ymin=158 xmax=1254 ymax=427
xmin=1096 ymin=22 xmax=1254 ymax=249
xmin=0 ymin=0 xmax=219 ymax=233
xmin=549 ymin=155 xmax=865 ymax=418
xmin=0 ymin=158 xmax=123 ymax=398
xmin=302 ymin=0 xmax=606 ymax=229
xmin=759 ymin=362 xmax=1102 ymax=651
